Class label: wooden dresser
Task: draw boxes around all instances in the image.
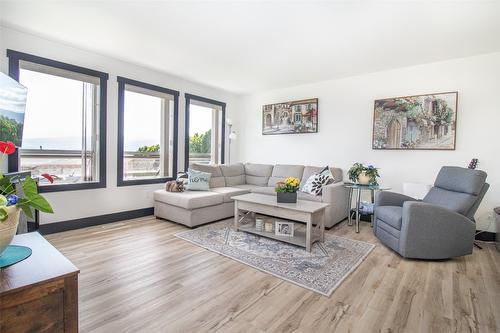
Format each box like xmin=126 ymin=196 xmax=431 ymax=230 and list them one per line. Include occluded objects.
xmin=0 ymin=232 xmax=79 ymax=333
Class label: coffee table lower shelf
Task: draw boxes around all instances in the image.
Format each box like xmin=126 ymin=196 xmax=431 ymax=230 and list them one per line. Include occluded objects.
xmin=238 ymin=222 xmax=321 ymax=248
xmin=232 ymin=193 xmax=328 ymax=252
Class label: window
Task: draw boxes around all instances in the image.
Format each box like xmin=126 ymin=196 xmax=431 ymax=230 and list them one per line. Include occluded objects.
xmin=7 ymin=50 xmax=108 ymax=192
xmin=185 ymin=94 xmax=225 ymax=169
xmin=117 ymin=77 xmax=179 ymax=186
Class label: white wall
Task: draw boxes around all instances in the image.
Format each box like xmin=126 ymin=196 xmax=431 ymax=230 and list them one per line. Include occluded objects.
xmin=0 ymin=26 xmax=242 ymax=224
xmin=234 ymin=52 xmax=500 ymax=231
xmin=0 ymin=27 xmax=6 ymax=175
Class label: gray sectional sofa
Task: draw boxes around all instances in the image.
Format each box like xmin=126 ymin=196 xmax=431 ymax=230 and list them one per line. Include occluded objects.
xmin=154 ymin=163 xmax=349 ymax=228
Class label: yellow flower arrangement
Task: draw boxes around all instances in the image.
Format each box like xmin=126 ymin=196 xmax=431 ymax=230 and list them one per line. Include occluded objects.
xmin=285 ymin=177 xmax=300 ymax=188
xmin=275 ymin=177 xmax=301 ymax=193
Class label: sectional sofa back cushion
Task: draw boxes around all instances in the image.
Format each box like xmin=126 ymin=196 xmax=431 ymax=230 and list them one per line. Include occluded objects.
xmin=267 ymin=164 xmax=305 ymax=187
xmin=301 ymin=166 xmax=325 ymax=185
xmin=244 ymin=163 xmax=274 ymax=186
xmin=220 ymin=163 xmax=245 ymax=186
xmin=190 ymin=163 xmax=226 ymax=188
xmin=301 ymin=166 xmax=343 ymax=185
xmin=330 ymin=167 xmax=343 ymax=183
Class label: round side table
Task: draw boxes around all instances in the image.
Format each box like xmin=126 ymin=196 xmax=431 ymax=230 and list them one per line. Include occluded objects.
xmin=344 ymin=183 xmax=391 ymax=233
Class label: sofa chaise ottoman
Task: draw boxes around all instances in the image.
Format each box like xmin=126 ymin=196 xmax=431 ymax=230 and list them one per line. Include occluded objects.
xmin=154 ymin=162 xmax=348 ymax=228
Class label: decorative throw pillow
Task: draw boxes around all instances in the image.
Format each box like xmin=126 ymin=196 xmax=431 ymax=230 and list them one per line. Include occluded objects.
xmin=177 ymin=171 xmax=189 ymax=185
xmin=319 ymin=166 xmax=335 ymax=184
xmin=301 ymin=173 xmax=329 ymax=196
xmin=185 ymin=168 xmax=211 ymax=191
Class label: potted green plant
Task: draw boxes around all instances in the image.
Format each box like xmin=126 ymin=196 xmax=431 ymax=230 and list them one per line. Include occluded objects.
xmin=0 ymin=141 xmax=54 ymax=256
xmin=275 ymin=177 xmax=300 ymax=203
xmin=348 ymin=163 xmax=380 ymax=185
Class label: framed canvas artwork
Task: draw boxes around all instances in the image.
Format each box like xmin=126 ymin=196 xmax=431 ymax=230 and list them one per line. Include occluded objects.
xmin=0 ymin=72 xmax=28 ymax=146
xmin=372 ymin=92 xmax=458 ymax=150
xmin=262 ymin=98 xmax=318 ymax=135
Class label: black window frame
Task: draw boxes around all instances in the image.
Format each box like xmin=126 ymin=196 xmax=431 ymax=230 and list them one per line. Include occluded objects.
xmin=6 ymin=49 xmax=108 ymax=193
xmin=184 ymin=93 xmax=226 ymax=171
xmin=117 ymin=76 xmax=179 ymax=187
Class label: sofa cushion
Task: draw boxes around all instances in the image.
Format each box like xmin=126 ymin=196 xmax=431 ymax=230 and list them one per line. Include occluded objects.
xmin=297 ymin=191 xmax=323 ymax=202
xmin=234 ymin=184 xmax=261 ymax=191
xmin=251 ymin=186 xmax=322 ymax=202
xmin=190 ymin=163 xmax=225 ymax=188
xmin=268 ymin=164 xmax=305 ymax=187
xmin=244 ymin=163 xmax=274 ymax=186
xmin=185 ymin=168 xmax=210 ymax=191
xmin=251 ymin=186 xmax=276 ymax=195
xmin=376 ymin=206 xmax=403 ymax=230
xmin=330 ymin=167 xmax=343 ymax=183
xmin=154 ymin=189 xmax=223 ymax=209
xmin=220 ymin=163 xmax=245 ymax=186
xmin=301 ymin=166 xmax=325 ymax=185
xmin=210 ymin=186 xmax=251 ymax=202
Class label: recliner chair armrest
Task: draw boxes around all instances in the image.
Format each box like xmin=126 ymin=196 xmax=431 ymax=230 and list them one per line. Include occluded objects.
xmin=375 ymin=191 xmax=417 ymax=207
xmin=400 ymin=201 xmax=475 ymax=259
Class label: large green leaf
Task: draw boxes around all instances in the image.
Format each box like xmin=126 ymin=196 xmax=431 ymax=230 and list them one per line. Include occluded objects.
xmin=0 ymin=207 xmax=8 ymax=222
xmin=18 ymin=204 xmax=34 ymax=219
xmin=22 ymin=177 xmax=39 ymax=198
xmin=0 ymin=176 xmax=14 ymax=196
xmin=0 ymin=195 xmax=6 ymax=206
xmin=17 ymin=198 xmax=34 ymax=219
xmin=25 ymin=194 xmax=53 ymax=213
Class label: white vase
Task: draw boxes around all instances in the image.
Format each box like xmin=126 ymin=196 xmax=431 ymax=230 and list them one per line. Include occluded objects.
xmin=357 ymin=171 xmax=371 ymax=185
xmin=0 ymin=206 xmax=21 ymax=256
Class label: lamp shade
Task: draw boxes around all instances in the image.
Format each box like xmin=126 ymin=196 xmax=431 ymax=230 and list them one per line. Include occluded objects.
xmin=229 ymin=131 xmax=237 ymax=140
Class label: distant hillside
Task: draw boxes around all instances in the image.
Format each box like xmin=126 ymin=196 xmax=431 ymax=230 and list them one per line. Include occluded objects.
xmin=21 ymin=136 xmax=157 ymax=151
xmin=0 ymin=108 xmax=25 ymax=124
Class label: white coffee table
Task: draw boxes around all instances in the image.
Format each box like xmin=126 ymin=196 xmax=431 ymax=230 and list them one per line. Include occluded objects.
xmin=231 ymin=193 xmax=329 ymax=252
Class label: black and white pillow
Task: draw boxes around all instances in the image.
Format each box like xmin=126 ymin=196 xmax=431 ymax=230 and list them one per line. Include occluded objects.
xmin=177 ymin=171 xmax=189 ymax=185
xmin=319 ymin=166 xmax=335 ymax=184
xmin=301 ymin=173 xmax=329 ymax=196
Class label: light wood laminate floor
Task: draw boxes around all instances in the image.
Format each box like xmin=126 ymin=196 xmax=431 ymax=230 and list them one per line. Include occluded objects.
xmin=45 ymin=216 xmax=500 ymax=333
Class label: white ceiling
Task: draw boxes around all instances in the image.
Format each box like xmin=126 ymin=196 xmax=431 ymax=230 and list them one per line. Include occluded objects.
xmin=1 ymin=1 xmax=500 ymax=94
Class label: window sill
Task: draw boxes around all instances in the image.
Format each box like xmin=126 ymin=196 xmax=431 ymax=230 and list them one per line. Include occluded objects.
xmin=117 ymin=177 xmax=173 ymax=187
xmin=39 ymin=180 xmax=106 ymax=193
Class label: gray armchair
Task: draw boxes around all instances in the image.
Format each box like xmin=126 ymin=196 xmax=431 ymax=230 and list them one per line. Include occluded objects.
xmin=374 ymin=166 xmax=489 ymax=259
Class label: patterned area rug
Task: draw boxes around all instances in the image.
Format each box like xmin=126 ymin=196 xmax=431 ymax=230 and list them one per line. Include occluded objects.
xmin=176 ymin=221 xmax=375 ymax=296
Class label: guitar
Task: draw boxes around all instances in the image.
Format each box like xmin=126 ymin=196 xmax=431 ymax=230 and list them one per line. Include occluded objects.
xmin=468 ymin=158 xmax=478 ymax=170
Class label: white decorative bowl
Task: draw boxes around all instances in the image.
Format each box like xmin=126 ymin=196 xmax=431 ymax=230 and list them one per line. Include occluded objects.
xmin=0 ymin=206 xmax=21 ymax=256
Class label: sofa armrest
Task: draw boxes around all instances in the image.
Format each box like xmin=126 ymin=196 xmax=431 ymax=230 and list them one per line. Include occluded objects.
xmin=375 ymin=191 xmax=417 ymax=207
xmin=322 ymin=182 xmax=348 ymax=202
xmin=321 ymin=182 xmax=349 ymax=226
xmin=400 ymin=201 xmax=475 ymax=259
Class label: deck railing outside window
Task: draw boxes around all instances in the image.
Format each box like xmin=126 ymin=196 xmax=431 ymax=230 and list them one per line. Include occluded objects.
xmin=20 ymin=149 xmax=213 ymax=185
xmin=188 ymin=153 xmax=211 ymax=165
xmin=20 ymin=149 xmax=95 ymax=185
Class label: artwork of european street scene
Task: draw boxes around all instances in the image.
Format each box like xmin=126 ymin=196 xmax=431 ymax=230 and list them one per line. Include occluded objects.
xmin=262 ymin=98 xmax=318 ymax=135
xmin=372 ymin=92 xmax=457 ymax=150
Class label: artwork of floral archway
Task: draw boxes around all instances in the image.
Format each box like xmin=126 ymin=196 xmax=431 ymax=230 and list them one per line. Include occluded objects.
xmin=372 ymin=92 xmax=458 ymax=150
